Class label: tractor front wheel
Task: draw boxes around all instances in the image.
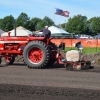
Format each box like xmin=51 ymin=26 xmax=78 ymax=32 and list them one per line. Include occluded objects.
xmin=0 ymin=55 xmax=15 ymax=67
xmin=9 ymin=56 xmax=15 ymax=65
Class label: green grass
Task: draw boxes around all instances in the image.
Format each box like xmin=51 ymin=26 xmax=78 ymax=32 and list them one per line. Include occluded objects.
xmin=65 ymin=47 xmax=100 ymax=54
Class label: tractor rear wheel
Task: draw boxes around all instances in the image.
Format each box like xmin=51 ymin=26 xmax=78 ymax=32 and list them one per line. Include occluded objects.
xmin=23 ymin=41 xmax=50 ymax=69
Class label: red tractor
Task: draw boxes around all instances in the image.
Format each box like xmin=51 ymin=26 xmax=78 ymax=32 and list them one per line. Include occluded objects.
xmin=0 ymin=32 xmax=58 ymax=68
xmin=0 ymin=32 xmax=91 ymax=70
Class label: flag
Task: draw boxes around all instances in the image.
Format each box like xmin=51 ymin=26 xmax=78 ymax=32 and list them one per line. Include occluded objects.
xmin=55 ymin=8 xmax=69 ymax=17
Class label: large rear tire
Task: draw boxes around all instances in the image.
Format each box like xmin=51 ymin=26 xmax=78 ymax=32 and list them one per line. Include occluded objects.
xmin=23 ymin=41 xmax=50 ymax=69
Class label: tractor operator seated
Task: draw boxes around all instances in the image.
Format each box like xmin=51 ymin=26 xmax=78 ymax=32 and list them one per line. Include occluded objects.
xmin=35 ymin=26 xmax=51 ymax=38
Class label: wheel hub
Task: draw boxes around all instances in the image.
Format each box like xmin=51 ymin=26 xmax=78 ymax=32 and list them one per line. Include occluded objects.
xmin=5 ymin=56 xmax=11 ymax=62
xmin=28 ymin=47 xmax=43 ymax=63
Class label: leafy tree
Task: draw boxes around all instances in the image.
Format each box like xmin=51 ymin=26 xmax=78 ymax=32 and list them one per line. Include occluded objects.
xmin=60 ymin=23 xmax=66 ymax=29
xmin=33 ymin=16 xmax=55 ymax=30
xmin=0 ymin=19 xmax=3 ymax=29
xmin=0 ymin=15 xmax=15 ymax=31
xmin=66 ymin=15 xmax=88 ymax=34
xmin=42 ymin=16 xmax=54 ymax=26
xmin=36 ymin=21 xmax=45 ymax=30
xmin=16 ymin=12 xmax=30 ymax=29
xmin=88 ymin=17 xmax=100 ymax=35
xmin=29 ymin=17 xmax=42 ymax=31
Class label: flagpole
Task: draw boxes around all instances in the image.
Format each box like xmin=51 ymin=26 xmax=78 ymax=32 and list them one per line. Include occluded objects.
xmin=54 ymin=8 xmax=55 ymax=25
xmin=65 ymin=20 xmax=66 ymax=30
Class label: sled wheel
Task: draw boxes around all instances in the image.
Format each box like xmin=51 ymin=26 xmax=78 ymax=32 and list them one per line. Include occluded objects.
xmin=65 ymin=64 xmax=73 ymax=71
xmin=23 ymin=41 xmax=50 ymax=69
xmin=85 ymin=61 xmax=91 ymax=69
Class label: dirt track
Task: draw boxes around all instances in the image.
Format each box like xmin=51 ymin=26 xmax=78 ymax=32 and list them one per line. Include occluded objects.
xmin=0 ymin=62 xmax=100 ymax=100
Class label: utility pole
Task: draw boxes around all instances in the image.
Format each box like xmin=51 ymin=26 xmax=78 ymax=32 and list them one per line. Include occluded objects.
xmin=14 ymin=19 xmax=16 ymax=36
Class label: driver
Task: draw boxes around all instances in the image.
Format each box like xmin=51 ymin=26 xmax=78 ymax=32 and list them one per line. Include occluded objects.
xmin=35 ymin=26 xmax=51 ymax=38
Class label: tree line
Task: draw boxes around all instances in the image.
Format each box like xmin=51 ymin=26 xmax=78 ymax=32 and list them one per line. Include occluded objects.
xmin=0 ymin=12 xmax=100 ymax=36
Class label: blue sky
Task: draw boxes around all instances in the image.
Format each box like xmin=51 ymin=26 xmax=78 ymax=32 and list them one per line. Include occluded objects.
xmin=0 ymin=0 xmax=100 ymax=25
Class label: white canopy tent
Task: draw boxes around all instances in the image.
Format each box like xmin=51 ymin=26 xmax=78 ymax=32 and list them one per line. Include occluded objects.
xmin=36 ymin=26 xmax=69 ymax=34
xmin=36 ymin=26 xmax=70 ymax=37
xmin=48 ymin=26 xmax=69 ymax=34
xmin=1 ymin=26 xmax=32 ymax=36
xmin=1 ymin=26 xmax=70 ymax=37
xmin=48 ymin=26 xmax=70 ymax=37
xmin=0 ymin=29 xmax=5 ymax=36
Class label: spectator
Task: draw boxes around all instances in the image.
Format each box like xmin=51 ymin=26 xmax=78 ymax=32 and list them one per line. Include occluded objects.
xmin=75 ymin=41 xmax=83 ymax=53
